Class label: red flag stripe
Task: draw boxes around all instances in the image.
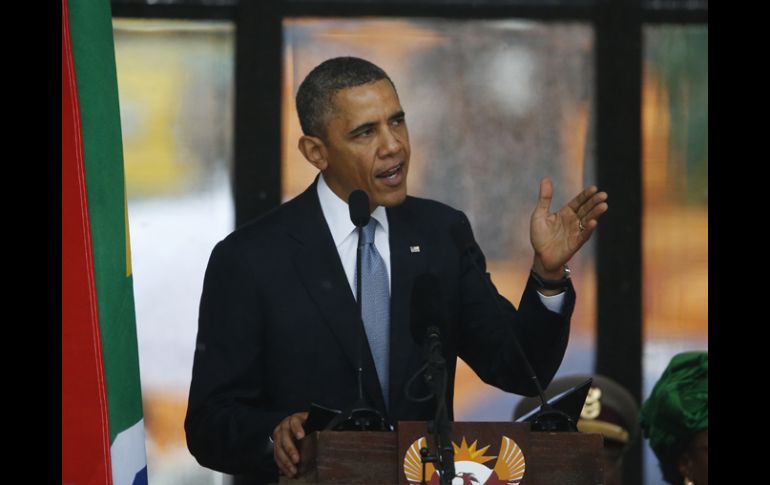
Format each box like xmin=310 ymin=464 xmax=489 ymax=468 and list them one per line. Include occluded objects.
xmin=62 ymin=0 xmax=113 ymax=483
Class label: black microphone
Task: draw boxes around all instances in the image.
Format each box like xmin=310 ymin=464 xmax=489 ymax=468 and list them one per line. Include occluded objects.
xmin=449 ymin=218 xmax=576 ymax=432
xmin=407 ymin=273 xmax=449 ymax=406
xmin=326 ymin=190 xmax=388 ymax=432
xmin=349 ymin=189 xmax=370 ymax=227
xmin=405 ymin=274 xmax=445 ymax=405
xmin=409 ymin=273 xmax=446 ymax=360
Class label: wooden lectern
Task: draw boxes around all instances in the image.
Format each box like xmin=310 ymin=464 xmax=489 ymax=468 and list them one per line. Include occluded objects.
xmin=282 ymin=422 xmax=603 ymax=484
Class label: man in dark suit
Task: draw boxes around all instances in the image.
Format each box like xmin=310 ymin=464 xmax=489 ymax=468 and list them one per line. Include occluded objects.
xmin=185 ymin=57 xmax=608 ymax=483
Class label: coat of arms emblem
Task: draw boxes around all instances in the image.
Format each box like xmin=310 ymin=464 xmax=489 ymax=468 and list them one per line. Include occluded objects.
xmin=403 ymin=436 xmax=526 ymax=484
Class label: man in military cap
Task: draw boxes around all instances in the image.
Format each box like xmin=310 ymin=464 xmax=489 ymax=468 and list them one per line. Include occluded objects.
xmin=512 ymin=374 xmax=640 ymax=485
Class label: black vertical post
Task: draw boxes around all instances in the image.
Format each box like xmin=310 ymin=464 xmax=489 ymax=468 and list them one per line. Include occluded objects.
xmin=595 ymin=1 xmax=643 ymax=485
xmin=233 ymin=1 xmax=283 ymax=228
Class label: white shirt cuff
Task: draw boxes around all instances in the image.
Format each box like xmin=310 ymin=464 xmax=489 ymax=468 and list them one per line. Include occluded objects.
xmin=537 ymin=291 xmax=566 ymax=314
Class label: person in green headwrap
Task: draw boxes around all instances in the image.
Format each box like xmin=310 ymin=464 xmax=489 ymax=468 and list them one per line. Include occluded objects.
xmin=640 ymin=351 xmax=708 ymax=485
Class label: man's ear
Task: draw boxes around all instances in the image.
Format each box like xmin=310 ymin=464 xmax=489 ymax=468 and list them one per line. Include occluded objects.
xmin=677 ymin=452 xmax=692 ymax=482
xmin=298 ymin=135 xmax=327 ymax=171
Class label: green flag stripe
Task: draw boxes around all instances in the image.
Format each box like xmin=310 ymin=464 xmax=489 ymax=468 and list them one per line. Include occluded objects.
xmin=68 ymin=0 xmax=143 ymax=444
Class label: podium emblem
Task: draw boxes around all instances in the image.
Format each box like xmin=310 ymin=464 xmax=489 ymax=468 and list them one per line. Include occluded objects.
xmin=403 ymin=436 xmax=526 ymax=484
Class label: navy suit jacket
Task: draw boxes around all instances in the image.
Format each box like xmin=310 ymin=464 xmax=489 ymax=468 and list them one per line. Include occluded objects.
xmin=185 ymin=180 xmax=575 ymax=481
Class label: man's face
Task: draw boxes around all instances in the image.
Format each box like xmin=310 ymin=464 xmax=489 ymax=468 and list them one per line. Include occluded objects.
xmin=320 ymin=79 xmax=410 ymax=210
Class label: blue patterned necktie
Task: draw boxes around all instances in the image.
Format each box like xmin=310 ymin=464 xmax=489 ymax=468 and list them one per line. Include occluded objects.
xmin=359 ymin=218 xmax=390 ymax=407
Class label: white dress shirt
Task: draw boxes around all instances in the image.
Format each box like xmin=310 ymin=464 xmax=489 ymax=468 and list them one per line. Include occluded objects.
xmin=316 ymin=174 xmax=564 ymax=313
xmin=317 ymin=174 xmax=391 ymax=298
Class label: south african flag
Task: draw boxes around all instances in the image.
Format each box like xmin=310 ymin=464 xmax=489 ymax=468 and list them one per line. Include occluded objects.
xmin=62 ymin=0 xmax=148 ymax=483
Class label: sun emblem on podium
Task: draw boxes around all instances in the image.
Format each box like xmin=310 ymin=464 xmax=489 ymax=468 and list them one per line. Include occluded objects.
xmin=404 ymin=436 xmax=526 ymax=484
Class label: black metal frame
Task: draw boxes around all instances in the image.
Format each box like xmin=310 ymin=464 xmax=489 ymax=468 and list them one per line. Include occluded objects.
xmin=110 ymin=2 xmax=707 ymax=483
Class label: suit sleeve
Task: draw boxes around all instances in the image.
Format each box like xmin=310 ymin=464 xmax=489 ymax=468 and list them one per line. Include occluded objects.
xmin=184 ymin=238 xmax=286 ymax=474
xmin=454 ymin=212 xmax=575 ymax=397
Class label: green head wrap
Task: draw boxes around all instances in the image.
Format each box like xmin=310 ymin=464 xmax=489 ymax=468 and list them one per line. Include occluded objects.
xmin=640 ymin=351 xmax=708 ymax=482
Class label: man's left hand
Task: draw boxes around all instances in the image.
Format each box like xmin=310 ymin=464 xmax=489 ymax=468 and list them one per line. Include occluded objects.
xmin=530 ymin=177 xmax=608 ymax=278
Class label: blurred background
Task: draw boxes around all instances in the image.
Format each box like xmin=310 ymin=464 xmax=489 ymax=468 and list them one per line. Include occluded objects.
xmin=110 ymin=2 xmax=706 ymax=484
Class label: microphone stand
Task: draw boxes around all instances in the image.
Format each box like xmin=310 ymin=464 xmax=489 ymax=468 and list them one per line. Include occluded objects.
xmin=405 ymin=274 xmax=457 ymax=485
xmin=327 ymin=207 xmax=388 ymax=432
xmin=418 ymin=328 xmax=454 ymax=485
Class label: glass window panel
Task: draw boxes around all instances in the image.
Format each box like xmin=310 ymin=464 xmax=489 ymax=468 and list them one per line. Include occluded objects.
xmin=283 ymin=18 xmax=596 ymax=421
xmin=113 ymin=18 xmax=234 ymax=484
xmin=642 ymin=24 xmax=708 ymax=485
xmin=643 ymin=0 xmax=708 ymax=10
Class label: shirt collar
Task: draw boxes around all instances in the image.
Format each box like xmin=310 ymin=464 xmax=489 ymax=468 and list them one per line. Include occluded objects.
xmin=317 ymin=173 xmax=389 ymax=248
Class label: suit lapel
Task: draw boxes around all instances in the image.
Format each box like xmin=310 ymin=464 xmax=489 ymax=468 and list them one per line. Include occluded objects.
xmin=387 ymin=200 xmax=428 ymax=413
xmin=286 ymin=183 xmax=387 ymax=412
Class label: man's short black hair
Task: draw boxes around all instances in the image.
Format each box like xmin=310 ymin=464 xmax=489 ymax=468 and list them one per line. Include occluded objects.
xmin=296 ymin=57 xmax=395 ymax=139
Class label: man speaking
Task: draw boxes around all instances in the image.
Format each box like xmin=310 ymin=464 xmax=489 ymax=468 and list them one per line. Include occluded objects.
xmin=185 ymin=57 xmax=608 ymax=484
